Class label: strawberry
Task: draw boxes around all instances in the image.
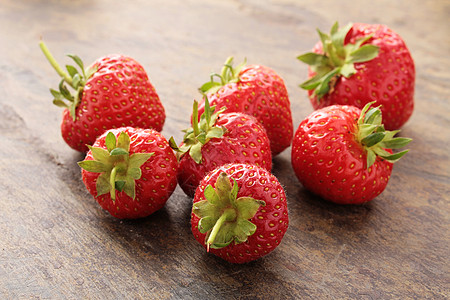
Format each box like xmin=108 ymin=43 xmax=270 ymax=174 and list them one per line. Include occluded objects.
xmin=197 ymin=57 xmax=293 ymax=155
xmin=291 ymin=102 xmax=411 ymax=204
xmin=191 ymin=163 xmax=289 ymax=263
xmin=170 ymin=98 xmax=272 ymax=198
xmin=39 ymin=41 xmax=165 ymax=152
xmin=78 ymin=127 xmax=177 ymax=219
xmin=298 ymin=22 xmax=415 ymax=130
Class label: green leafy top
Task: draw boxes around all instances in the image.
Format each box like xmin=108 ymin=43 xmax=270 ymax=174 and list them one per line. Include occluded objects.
xmin=169 ymin=96 xmax=227 ymax=164
xmin=297 ymin=22 xmax=379 ymax=99
xmin=193 ymin=172 xmax=265 ymax=251
xmin=78 ymin=131 xmax=154 ymax=201
xmin=199 ymin=56 xmax=247 ymax=95
xmin=356 ymin=102 xmax=412 ymax=168
xmin=39 ymin=41 xmax=97 ymax=121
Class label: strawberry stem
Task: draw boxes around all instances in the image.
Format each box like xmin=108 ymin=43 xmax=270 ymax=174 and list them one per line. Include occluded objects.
xmin=110 ymin=166 xmax=118 ymax=201
xmin=206 ymin=208 xmax=236 ymax=251
xmin=221 ymin=56 xmax=234 ymax=82
xmin=39 ymin=41 xmax=74 ymax=87
xmin=192 ymin=100 xmax=200 ymax=137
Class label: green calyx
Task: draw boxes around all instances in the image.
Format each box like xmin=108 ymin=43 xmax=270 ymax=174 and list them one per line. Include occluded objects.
xmin=39 ymin=40 xmax=97 ymax=121
xmin=356 ymin=102 xmax=412 ymax=168
xmin=169 ymin=96 xmax=226 ymax=164
xmin=193 ymin=172 xmax=266 ymax=251
xmin=198 ymin=56 xmax=247 ymax=95
xmin=78 ymin=131 xmax=154 ymax=201
xmin=298 ymin=22 xmax=379 ymax=99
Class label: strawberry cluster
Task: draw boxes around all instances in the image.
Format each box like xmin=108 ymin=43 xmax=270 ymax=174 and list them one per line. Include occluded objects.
xmin=40 ymin=21 xmax=413 ymax=264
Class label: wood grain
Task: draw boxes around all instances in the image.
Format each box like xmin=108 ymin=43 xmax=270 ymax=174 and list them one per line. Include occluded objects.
xmin=0 ymin=0 xmax=448 ymax=298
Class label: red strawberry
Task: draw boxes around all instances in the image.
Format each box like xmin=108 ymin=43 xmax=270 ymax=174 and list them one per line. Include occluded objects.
xmin=191 ymin=163 xmax=289 ymax=263
xmin=40 ymin=41 xmax=165 ymax=152
xmin=298 ymin=22 xmax=415 ymax=130
xmin=197 ymin=57 xmax=293 ymax=155
xmin=78 ymin=127 xmax=177 ymax=219
xmin=170 ymin=98 xmax=272 ymax=198
xmin=291 ymin=102 xmax=411 ymax=204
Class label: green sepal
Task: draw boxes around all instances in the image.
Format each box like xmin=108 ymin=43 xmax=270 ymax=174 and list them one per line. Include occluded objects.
xmin=115 ymin=180 xmax=126 ymax=192
xmin=66 ymin=65 xmax=79 ymax=77
xmin=198 ymin=216 xmax=216 ymax=234
xmin=379 ymin=149 xmax=410 ymax=163
xmin=355 ymin=102 xmax=411 ymax=168
xmin=347 ymin=44 xmax=379 ymax=64
xmin=52 ymin=99 xmax=68 ymax=108
xmin=110 ymin=148 xmax=128 ymax=156
xmin=380 ymin=137 xmax=412 ymax=149
xmin=361 ymin=132 xmax=385 ymax=148
xmin=78 ymin=130 xmax=153 ymax=200
xmin=105 ymin=132 xmax=116 ymax=152
xmin=117 ymin=131 xmax=130 ymax=151
xmin=96 ymin=173 xmax=111 ymax=197
xmin=123 ymin=176 xmax=136 ymax=199
xmin=298 ymin=22 xmax=380 ymax=99
xmin=235 ymin=197 xmax=266 ymax=220
xmin=77 ymin=160 xmax=109 ymax=173
xmin=129 ymin=153 xmax=154 ymax=169
xmin=170 ymin=96 xmax=227 ymax=164
xmin=234 ymin=219 xmax=257 ymax=243
xmin=193 ymin=172 xmax=265 ymax=250
xmin=297 ymin=52 xmax=329 ymax=67
xmin=204 ymin=185 xmax=220 ymax=206
xmin=87 ymin=145 xmax=110 ymax=163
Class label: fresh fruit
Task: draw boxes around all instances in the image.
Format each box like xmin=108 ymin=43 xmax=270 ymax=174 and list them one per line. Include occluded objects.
xmin=170 ymin=98 xmax=272 ymax=198
xmin=78 ymin=127 xmax=177 ymax=219
xmin=191 ymin=163 xmax=289 ymax=263
xmin=197 ymin=57 xmax=293 ymax=155
xmin=297 ymin=22 xmax=415 ymax=130
xmin=291 ymin=102 xmax=411 ymax=204
xmin=39 ymin=41 xmax=165 ymax=152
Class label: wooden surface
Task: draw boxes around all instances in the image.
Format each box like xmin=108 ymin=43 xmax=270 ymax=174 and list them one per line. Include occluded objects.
xmin=0 ymin=0 xmax=449 ymax=299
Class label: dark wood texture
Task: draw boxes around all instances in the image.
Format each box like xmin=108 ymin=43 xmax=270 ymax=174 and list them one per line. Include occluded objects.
xmin=0 ymin=0 xmax=449 ymax=299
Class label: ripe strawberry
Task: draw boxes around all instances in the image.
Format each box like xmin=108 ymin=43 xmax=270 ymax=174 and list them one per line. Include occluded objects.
xmin=170 ymin=98 xmax=272 ymax=198
xmin=40 ymin=41 xmax=165 ymax=152
xmin=191 ymin=163 xmax=289 ymax=263
xmin=291 ymin=102 xmax=411 ymax=204
xmin=78 ymin=127 xmax=177 ymax=219
xmin=298 ymin=22 xmax=415 ymax=130
xmin=197 ymin=57 xmax=293 ymax=155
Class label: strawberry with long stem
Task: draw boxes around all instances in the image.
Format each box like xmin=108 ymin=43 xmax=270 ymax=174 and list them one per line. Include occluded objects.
xmin=40 ymin=41 xmax=165 ymax=152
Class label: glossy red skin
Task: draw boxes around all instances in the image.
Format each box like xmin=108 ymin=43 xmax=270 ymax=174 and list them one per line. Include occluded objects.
xmin=191 ymin=163 xmax=289 ymax=264
xmin=61 ymin=55 xmax=166 ymax=152
xmin=307 ymin=23 xmax=415 ymax=130
xmin=197 ymin=64 xmax=293 ymax=155
xmin=81 ymin=127 xmax=177 ymax=219
xmin=178 ymin=112 xmax=272 ymax=198
xmin=291 ymin=105 xmax=393 ymax=204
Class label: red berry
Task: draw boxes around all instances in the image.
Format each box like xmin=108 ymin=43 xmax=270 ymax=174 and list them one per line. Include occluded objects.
xmin=191 ymin=163 xmax=289 ymax=263
xmin=171 ymin=99 xmax=272 ymax=197
xmin=40 ymin=42 xmax=165 ymax=152
xmin=291 ymin=103 xmax=411 ymax=204
xmin=198 ymin=57 xmax=293 ymax=155
xmin=79 ymin=127 xmax=177 ymax=219
xmin=298 ymin=22 xmax=415 ymax=130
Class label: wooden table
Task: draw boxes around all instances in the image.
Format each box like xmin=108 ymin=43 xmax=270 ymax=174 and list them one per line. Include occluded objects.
xmin=1 ymin=0 xmax=448 ymax=298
